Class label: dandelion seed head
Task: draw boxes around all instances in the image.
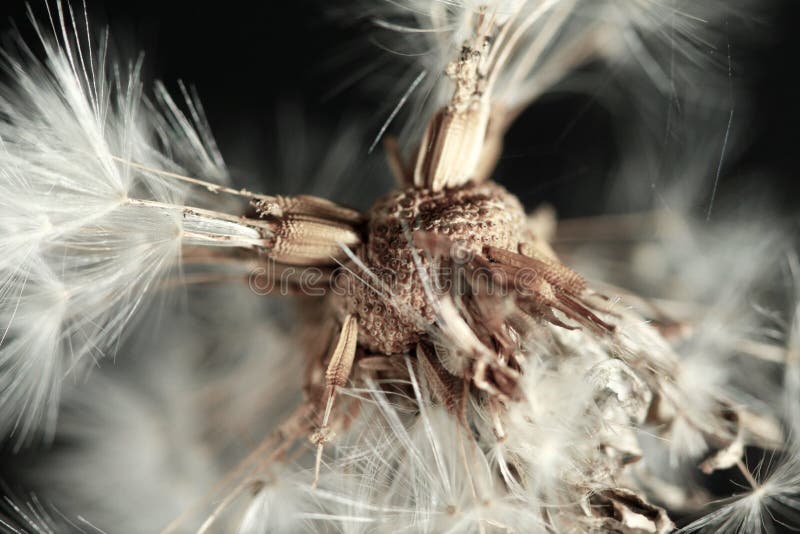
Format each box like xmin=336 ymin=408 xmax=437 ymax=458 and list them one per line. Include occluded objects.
xmin=0 ymin=2 xmax=796 ymax=533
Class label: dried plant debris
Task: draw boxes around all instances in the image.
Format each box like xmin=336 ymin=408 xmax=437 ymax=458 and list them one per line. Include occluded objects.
xmin=0 ymin=1 xmax=797 ymax=533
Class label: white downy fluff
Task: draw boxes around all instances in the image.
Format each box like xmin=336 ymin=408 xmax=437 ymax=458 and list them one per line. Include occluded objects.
xmin=31 ymin=344 xmax=219 ymax=532
xmin=679 ymin=291 xmax=800 ymax=533
xmin=19 ymin=285 xmax=306 ymax=532
xmin=235 ymin=360 xmax=549 ymax=534
xmin=0 ymin=4 xmax=262 ymax=446
xmin=359 ymin=0 xmax=751 ymax=145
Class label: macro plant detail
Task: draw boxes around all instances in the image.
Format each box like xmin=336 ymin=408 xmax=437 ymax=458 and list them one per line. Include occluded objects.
xmin=0 ymin=1 xmax=798 ymax=533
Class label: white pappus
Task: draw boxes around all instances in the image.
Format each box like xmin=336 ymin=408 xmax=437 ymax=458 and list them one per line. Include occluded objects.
xmin=0 ymin=3 xmax=264 ymax=446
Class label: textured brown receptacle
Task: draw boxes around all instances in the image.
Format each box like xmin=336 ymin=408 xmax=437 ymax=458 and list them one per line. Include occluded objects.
xmin=333 ymin=181 xmax=526 ymax=354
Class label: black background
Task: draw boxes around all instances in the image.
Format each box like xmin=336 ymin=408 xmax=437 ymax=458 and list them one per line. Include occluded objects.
xmin=1 ymin=0 xmax=798 ymax=219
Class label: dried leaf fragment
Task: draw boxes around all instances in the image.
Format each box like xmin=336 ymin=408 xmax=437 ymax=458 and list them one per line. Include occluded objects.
xmin=585 ymin=488 xmax=674 ymax=534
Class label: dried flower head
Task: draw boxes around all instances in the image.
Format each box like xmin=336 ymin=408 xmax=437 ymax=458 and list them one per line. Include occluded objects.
xmin=0 ymin=1 xmax=797 ymax=533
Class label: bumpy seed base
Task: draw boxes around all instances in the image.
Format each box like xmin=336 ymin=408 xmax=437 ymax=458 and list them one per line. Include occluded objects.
xmin=335 ymin=181 xmax=526 ymax=354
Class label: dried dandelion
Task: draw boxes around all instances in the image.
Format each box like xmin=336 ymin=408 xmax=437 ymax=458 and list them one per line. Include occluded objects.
xmin=0 ymin=1 xmax=797 ymax=533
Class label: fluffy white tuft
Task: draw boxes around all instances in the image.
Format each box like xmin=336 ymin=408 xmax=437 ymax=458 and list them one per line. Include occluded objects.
xmin=0 ymin=4 xmax=260 ymax=445
xmin=360 ymin=0 xmax=751 ymax=144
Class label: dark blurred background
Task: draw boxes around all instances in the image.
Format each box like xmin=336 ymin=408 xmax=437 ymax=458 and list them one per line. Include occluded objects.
xmin=1 ymin=0 xmax=798 ymax=218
